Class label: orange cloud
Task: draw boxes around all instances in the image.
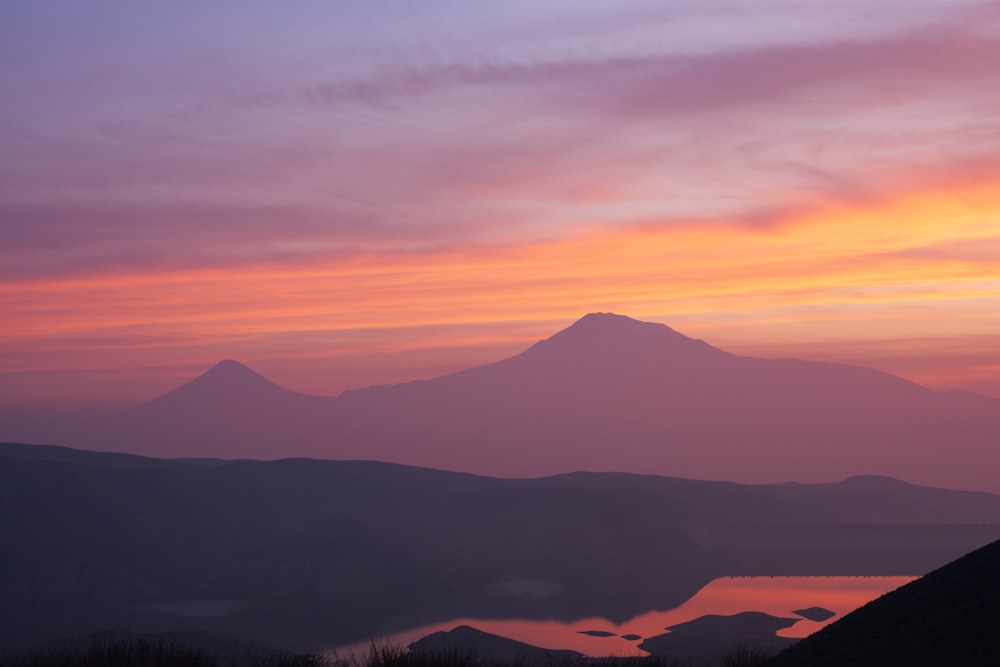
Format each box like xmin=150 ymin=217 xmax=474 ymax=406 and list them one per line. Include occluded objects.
xmin=2 ymin=176 xmax=999 ymax=401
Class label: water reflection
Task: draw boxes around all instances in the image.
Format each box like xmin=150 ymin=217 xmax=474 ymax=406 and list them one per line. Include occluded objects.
xmin=330 ymin=576 xmax=915 ymax=658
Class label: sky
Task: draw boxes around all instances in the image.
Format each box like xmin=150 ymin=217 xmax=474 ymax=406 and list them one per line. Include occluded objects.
xmin=2 ymin=0 xmax=1000 ymax=406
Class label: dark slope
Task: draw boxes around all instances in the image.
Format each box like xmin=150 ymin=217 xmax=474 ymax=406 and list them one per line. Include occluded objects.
xmin=767 ymin=538 xmax=1000 ymax=667
xmin=3 ymin=313 xmax=1000 ymax=490
xmin=2 ymin=442 xmax=999 ymax=652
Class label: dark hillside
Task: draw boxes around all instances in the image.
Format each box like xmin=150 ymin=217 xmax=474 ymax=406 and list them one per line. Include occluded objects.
xmin=767 ymin=538 xmax=1000 ymax=667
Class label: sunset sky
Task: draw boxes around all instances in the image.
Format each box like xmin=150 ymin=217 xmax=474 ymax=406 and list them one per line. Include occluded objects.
xmin=2 ymin=0 xmax=999 ymax=406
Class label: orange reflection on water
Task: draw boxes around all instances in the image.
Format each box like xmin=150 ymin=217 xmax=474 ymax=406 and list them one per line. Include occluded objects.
xmin=331 ymin=576 xmax=915 ymax=658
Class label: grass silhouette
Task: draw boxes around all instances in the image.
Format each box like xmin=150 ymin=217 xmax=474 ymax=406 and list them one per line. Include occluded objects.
xmin=0 ymin=636 xmax=774 ymax=667
xmin=0 ymin=636 xmax=325 ymax=667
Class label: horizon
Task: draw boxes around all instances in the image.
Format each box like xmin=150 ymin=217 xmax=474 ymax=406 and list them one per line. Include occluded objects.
xmin=2 ymin=310 xmax=999 ymax=409
xmin=3 ymin=2 xmax=1000 ymax=407
xmin=20 ymin=311 xmax=1000 ymax=410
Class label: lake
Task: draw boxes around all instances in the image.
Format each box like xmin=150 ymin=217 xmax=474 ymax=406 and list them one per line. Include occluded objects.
xmin=330 ymin=575 xmax=916 ymax=657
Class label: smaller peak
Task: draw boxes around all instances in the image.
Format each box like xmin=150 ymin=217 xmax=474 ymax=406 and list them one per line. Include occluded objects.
xmin=210 ymin=359 xmax=252 ymax=372
xmin=195 ymin=359 xmax=276 ymax=386
xmin=200 ymin=359 xmax=260 ymax=378
xmin=128 ymin=358 xmax=292 ymax=412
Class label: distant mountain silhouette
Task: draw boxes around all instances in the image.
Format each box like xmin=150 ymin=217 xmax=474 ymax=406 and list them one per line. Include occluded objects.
xmin=104 ymin=360 xmax=331 ymax=459
xmin=141 ymin=359 xmax=294 ymax=407
xmin=2 ymin=441 xmax=999 ymax=653
xmin=3 ymin=313 xmax=1000 ymax=491
xmin=767 ymin=537 xmax=1000 ymax=666
xmin=326 ymin=313 xmax=1000 ymax=491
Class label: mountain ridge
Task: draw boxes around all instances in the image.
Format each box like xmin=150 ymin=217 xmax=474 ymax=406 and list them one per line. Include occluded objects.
xmin=3 ymin=440 xmax=1000 ymax=652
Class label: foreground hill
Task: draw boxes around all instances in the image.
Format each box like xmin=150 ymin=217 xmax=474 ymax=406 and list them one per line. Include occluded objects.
xmin=2 ymin=442 xmax=998 ymax=652
xmin=767 ymin=537 xmax=1000 ymax=667
xmin=3 ymin=313 xmax=999 ymax=492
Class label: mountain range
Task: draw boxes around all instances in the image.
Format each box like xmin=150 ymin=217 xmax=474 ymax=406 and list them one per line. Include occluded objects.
xmin=2 ymin=313 xmax=999 ymax=492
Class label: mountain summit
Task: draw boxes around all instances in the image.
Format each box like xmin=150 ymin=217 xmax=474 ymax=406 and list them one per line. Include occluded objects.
xmin=526 ymin=312 xmax=721 ymax=361
xmin=556 ymin=311 xmax=673 ymax=336
xmin=557 ymin=312 xmax=681 ymax=335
